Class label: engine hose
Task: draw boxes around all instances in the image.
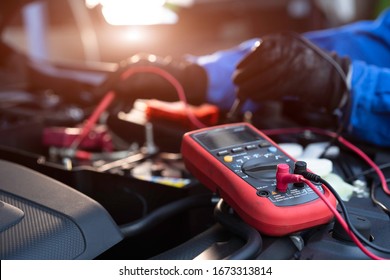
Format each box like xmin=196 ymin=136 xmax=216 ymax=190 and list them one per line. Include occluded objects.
xmin=119 ymin=193 xmax=214 ymax=239
xmin=213 ymin=199 xmax=263 ymax=260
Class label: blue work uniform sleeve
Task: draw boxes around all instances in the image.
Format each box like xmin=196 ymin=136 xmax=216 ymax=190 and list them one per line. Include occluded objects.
xmin=304 ymin=8 xmax=390 ymax=146
xmin=188 ymin=39 xmax=260 ymax=111
xmin=192 ymin=8 xmax=390 ymax=146
xmin=347 ymin=61 xmax=390 ymax=146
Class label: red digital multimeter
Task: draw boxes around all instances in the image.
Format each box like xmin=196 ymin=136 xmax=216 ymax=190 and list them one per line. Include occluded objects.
xmin=181 ymin=122 xmax=336 ymax=236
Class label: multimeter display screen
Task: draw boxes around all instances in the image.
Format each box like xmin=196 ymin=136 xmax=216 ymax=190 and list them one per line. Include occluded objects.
xmin=194 ymin=126 xmax=261 ymax=150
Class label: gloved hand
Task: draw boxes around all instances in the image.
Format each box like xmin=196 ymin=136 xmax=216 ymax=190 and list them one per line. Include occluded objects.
xmin=232 ymin=33 xmax=350 ymax=113
xmin=107 ymin=53 xmax=208 ymax=106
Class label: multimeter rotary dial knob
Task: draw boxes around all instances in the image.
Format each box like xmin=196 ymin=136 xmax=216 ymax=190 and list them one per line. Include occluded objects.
xmin=241 ymin=158 xmax=280 ymax=180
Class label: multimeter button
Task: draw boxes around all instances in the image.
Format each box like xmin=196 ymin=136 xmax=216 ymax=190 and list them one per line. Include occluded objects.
xmin=258 ymin=141 xmax=271 ymax=148
xmin=245 ymin=144 xmax=257 ymax=150
xmin=231 ymin=147 xmax=244 ymax=153
xmin=268 ymin=146 xmax=277 ymax=153
xmin=223 ymin=155 xmax=234 ymax=163
xmin=217 ymin=150 xmax=229 ymax=156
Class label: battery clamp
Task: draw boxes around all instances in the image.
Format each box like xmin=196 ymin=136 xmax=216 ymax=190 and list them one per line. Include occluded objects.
xmin=181 ymin=122 xmax=336 ymax=236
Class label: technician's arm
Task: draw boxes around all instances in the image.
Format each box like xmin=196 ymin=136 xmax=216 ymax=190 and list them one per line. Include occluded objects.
xmin=192 ymin=9 xmax=390 ymax=146
xmin=188 ymin=39 xmax=260 ymax=111
xmin=304 ymin=8 xmax=390 ymax=66
xmin=338 ymin=60 xmax=390 ymax=146
xmin=304 ymin=8 xmax=390 ymax=146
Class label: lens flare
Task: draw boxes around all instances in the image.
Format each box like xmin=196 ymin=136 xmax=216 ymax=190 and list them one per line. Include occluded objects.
xmin=86 ymin=0 xmax=178 ymax=26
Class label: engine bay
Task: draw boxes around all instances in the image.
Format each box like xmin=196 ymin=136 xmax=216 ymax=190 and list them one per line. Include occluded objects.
xmin=1 ymin=0 xmax=390 ymax=261
xmin=1 ymin=85 xmax=390 ymax=260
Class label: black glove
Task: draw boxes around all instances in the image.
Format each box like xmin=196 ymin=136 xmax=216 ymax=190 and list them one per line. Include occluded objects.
xmin=233 ymin=33 xmax=350 ymax=113
xmin=107 ymin=53 xmax=208 ymax=106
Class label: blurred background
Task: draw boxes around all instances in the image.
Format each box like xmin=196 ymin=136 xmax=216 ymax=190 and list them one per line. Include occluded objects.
xmin=1 ymin=1 xmax=390 ymax=261
xmin=1 ymin=0 xmax=388 ymax=64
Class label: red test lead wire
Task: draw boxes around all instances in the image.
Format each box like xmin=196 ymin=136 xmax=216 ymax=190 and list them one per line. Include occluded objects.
xmin=276 ymin=164 xmax=297 ymax=192
xmin=302 ymin=178 xmax=386 ymax=260
xmin=275 ymin=163 xmax=387 ymax=260
xmin=263 ymin=127 xmax=390 ymax=196
xmin=69 ymin=65 xmax=207 ymax=157
xmin=119 ymin=66 xmax=207 ymax=129
xmin=69 ymin=90 xmax=116 ymax=160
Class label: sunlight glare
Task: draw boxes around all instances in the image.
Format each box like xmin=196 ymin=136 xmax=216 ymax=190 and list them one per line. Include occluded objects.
xmin=96 ymin=0 xmax=178 ymax=26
